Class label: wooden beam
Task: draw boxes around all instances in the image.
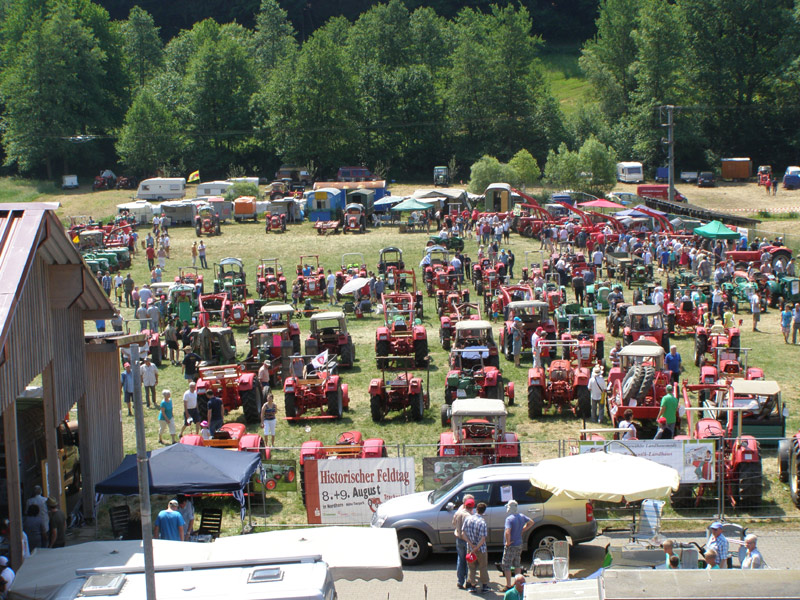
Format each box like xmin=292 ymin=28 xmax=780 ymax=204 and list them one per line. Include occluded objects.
xmin=2 ymin=402 xmax=23 ymax=569
xmin=47 ymin=264 xmax=83 ymax=309
xmin=42 ymin=363 xmax=62 ymax=509
xmin=82 ymin=309 xmax=115 ymax=320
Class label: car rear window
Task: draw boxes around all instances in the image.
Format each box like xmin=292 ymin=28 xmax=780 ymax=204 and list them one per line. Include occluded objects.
xmin=504 ymin=480 xmax=553 ymax=505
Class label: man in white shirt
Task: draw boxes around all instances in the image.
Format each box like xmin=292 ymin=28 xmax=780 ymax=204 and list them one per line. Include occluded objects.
xmin=140 ymin=356 xmax=159 ymax=408
xmin=180 ymin=381 xmax=199 ymax=436
xmin=592 ymin=249 xmax=604 ymax=268
xmin=588 ymin=365 xmax=606 ymax=424
xmin=326 ymin=270 xmax=337 ymax=305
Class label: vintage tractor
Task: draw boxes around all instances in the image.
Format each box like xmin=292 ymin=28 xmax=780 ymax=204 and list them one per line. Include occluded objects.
xmin=377 ymin=246 xmax=405 ymax=275
xmin=197 ymin=293 xmax=229 ymax=327
xmin=195 ymin=203 xmax=221 ymax=237
xmin=241 ymin=306 xmax=301 ymax=384
xmin=526 ymin=345 xmax=591 ymax=419
xmin=257 ymin=303 xmax=301 ymax=349
xmin=342 ymin=203 xmax=367 ymax=233
xmin=283 ymin=355 xmax=350 ymax=420
xmin=213 ymin=258 xmax=248 ymax=300
xmin=376 ymin=293 xmax=428 ymax=368
xmin=433 ymin=165 xmax=449 ymax=186
xmin=180 ymin=422 xmax=264 ymax=455
xmin=439 ymin=300 xmax=481 ymax=350
xmin=256 ymin=258 xmax=287 ymax=302
xmin=606 ymin=340 xmax=674 ymax=429
xmin=369 ymin=363 xmax=429 ymax=422
xmin=335 ymin=253 xmax=368 ymax=292
xmin=438 ymin=398 xmax=520 ymax=464
xmin=765 ymin=273 xmax=800 ymax=307
xmin=189 ymin=326 xmax=237 ymax=367
xmin=665 ymin=290 xmax=705 ymax=335
xmin=177 ymin=267 xmax=203 ymax=288
xmin=778 ymin=429 xmax=800 ymax=508
xmin=264 ymin=212 xmax=287 ymax=233
xmin=671 ymin=384 xmax=763 ymax=509
xmin=694 ymin=323 xmax=741 ymax=367
xmin=167 ymin=283 xmax=197 ymax=324
xmin=450 ymin=320 xmax=500 ymax=367
xmin=697 ymin=346 xmax=762 ymax=396
xmin=195 ymin=364 xmax=263 ymax=424
xmin=259 ymin=462 xmax=297 ymax=491
xmin=498 ymin=300 xmax=557 ymax=363
xmin=423 ymin=246 xmax=457 ymax=296
xmin=444 ymin=348 xmax=514 ymax=414
xmin=558 ymin=312 xmax=605 ymax=368
xmin=498 ymin=284 xmax=535 ymax=314
xmin=305 ymin=311 xmax=356 ymax=368
xmin=233 ymin=196 xmax=258 ymax=222
xmin=704 ymin=379 xmax=784 ymax=445
xmin=472 ymin=258 xmax=498 ymax=293
xmin=726 ymin=245 xmax=792 ymax=272
xmin=295 ymin=255 xmax=326 ymax=301
xmin=623 ymin=304 xmax=670 ymax=352
xmin=436 ymin=288 xmax=470 ymax=319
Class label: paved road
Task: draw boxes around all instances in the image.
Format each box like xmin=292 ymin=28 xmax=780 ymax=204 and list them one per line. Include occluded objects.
xmin=336 ymin=528 xmax=800 ymax=599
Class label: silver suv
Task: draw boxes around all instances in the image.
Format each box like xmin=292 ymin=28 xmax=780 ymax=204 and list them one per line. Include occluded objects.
xmin=371 ymin=463 xmax=597 ymax=565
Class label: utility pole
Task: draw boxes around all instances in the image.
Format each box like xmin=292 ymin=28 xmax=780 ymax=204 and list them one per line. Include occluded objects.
xmin=661 ymin=105 xmax=676 ymax=203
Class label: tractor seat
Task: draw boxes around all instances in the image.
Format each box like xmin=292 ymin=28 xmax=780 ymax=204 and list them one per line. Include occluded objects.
xmin=682 ymin=300 xmax=693 ymax=312
xmin=213 ymin=430 xmax=232 ymax=440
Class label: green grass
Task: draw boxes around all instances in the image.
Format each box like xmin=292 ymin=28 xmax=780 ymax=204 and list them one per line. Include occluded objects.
xmin=540 ymin=43 xmax=593 ymax=116
xmin=3 ymin=179 xmax=799 ymax=534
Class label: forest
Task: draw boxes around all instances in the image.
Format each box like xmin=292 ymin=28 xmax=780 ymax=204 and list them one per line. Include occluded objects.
xmin=0 ymin=0 xmax=798 ymax=183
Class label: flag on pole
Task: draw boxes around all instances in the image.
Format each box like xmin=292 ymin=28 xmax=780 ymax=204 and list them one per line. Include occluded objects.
xmin=188 ymin=170 xmax=200 ymax=183
xmin=310 ymin=349 xmax=329 ymax=370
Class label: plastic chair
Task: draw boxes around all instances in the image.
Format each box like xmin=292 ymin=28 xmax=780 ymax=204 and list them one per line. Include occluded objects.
xmin=197 ymin=508 xmax=223 ymax=538
xmin=631 ymin=499 xmax=665 ymax=546
xmin=109 ymin=505 xmax=131 ymax=540
xmin=531 ymin=548 xmax=554 ymax=578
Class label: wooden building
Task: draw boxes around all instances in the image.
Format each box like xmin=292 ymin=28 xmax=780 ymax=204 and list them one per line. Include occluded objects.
xmin=0 ymin=203 xmax=115 ymax=567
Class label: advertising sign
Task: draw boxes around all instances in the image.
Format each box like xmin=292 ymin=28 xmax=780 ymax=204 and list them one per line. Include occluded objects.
xmin=422 ymin=456 xmax=482 ymax=490
xmin=305 ymin=457 xmax=415 ymax=524
xmin=254 ymin=459 xmax=298 ymax=493
xmin=579 ymin=439 xmax=716 ymax=483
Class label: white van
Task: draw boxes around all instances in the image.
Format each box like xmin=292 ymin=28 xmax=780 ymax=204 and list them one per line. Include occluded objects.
xmin=136 ymin=178 xmax=186 ymax=201
xmin=196 ymin=180 xmax=234 ymax=197
xmin=616 ymin=161 xmax=644 ymax=183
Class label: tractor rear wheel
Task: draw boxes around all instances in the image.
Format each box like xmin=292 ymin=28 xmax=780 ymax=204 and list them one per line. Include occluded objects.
xmin=197 ymin=393 xmax=208 ymax=419
xmin=241 ymin=386 xmax=263 ymax=424
xmin=694 ymin=334 xmax=707 ymax=366
xmin=440 ymin=329 xmax=451 ymax=350
xmin=411 ymin=392 xmax=424 ymax=422
xmin=340 ymin=343 xmax=353 ymax=368
xmin=737 ymin=461 xmax=763 ymax=508
xmin=285 ymin=392 xmax=297 ymax=418
xmin=150 ymin=344 xmax=162 ymax=367
xmin=370 ymin=394 xmax=384 ymax=423
xmin=622 ymin=365 xmax=644 ymax=403
xmin=440 ymin=404 xmax=451 ymax=427
xmin=778 ymin=439 xmax=792 ymax=483
xmin=576 ymin=385 xmax=591 ymax=420
xmin=528 ymin=386 xmax=544 ymax=419
xmin=444 ymin=386 xmax=456 ymax=406
xmin=414 ymin=339 xmax=428 ymax=367
xmin=790 ymin=447 xmax=800 ymax=508
xmin=327 ymin=388 xmax=343 ymax=418
xmin=637 ymin=365 xmax=655 ymax=401
xmin=668 ymin=313 xmax=676 ymax=335
xmin=596 ymin=339 xmax=605 ymax=363
xmin=730 ymin=333 xmax=740 ymax=356
xmin=292 ymin=334 xmax=301 ymax=354
xmin=376 ymin=339 xmax=390 ymax=369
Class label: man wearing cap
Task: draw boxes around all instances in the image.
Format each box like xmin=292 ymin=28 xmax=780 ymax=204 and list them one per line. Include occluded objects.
xmin=531 ymin=327 xmax=544 ymax=369
xmin=501 ymin=500 xmax=533 ymax=591
xmin=657 ymin=391 xmax=678 ymax=435
xmin=464 ymin=502 xmax=490 ymax=593
xmin=654 ymin=416 xmax=673 ymax=439
xmin=452 ymin=495 xmax=474 ymax=589
xmin=120 ymin=362 xmax=136 ymax=416
xmin=47 ymin=497 xmax=66 ymax=548
xmin=708 ymin=522 xmax=729 ymax=568
xmin=589 ymin=364 xmax=606 ymax=424
xmin=154 ymin=499 xmax=185 ymax=542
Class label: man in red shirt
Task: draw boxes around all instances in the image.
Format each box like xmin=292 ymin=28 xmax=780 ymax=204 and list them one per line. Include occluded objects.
xmin=146 ymin=245 xmax=156 ymax=270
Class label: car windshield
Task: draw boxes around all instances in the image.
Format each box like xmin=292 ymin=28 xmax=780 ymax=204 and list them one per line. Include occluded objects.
xmin=429 ymin=471 xmax=464 ymax=504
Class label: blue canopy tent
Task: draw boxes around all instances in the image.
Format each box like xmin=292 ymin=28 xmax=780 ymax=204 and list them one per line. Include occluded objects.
xmin=95 ymin=443 xmax=261 ymax=519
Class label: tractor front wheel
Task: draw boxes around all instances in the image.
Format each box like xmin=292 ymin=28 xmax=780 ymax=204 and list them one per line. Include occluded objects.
xmin=528 ymin=386 xmax=544 ymax=419
xmin=327 ymin=388 xmax=343 ymax=418
xmin=414 ymin=339 xmax=428 ymax=367
xmin=285 ymin=392 xmax=297 ymax=418
xmin=241 ymin=386 xmax=263 ymax=424
xmin=340 ymin=343 xmax=354 ymax=368
xmin=737 ymin=461 xmax=763 ymax=508
xmin=370 ymin=394 xmax=385 ymax=423
xmin=576 ymin=385 xmax=590 ymax=420
xmin=440 ymin=404 xmax=451 ymax=427
xmin=376 ymin=339 xmax=390 ymax=368
xmin=411 ymin=391 xmax=425 ymax=422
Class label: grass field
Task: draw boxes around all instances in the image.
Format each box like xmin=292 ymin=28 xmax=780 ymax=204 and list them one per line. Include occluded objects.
xmin=6 ymin=177 xmax=800 ymax=534
xmin=539 ymin=44 xmax=593 ymax=116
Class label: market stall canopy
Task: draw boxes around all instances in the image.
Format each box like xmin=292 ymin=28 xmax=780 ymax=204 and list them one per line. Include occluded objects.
xmin=577 ymin=198 xmax=624 ymax=209
xmin=94 ymin=443 xmax=260 ymax=495
xmin=391 ymin=198 xmax=431 ymax=212
xmin=339 ymin=277 xmax=370 ymax=295
xmin=374 ymin=196 xmax=404 ymax=207
xmin=528 ymin=450 xmax=680 ymax=502
xmin=8 ymin=528 xmax=402 ymax=599
xmin=694 ymin=220 xmax=740 ymax=239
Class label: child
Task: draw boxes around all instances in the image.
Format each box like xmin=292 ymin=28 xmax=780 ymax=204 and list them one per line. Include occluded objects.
xmin=200 ymin=420 xmax=211 ymax=440
xmin=491 ymin=296 xmax=501 ymax=322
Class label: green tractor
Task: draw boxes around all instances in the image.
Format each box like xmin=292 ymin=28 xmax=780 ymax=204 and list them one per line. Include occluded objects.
xmin=554 ymin=303 xmax=595 ymax=335
xmin=586 ymin=282 xmax=612 ymax=312
xmin=428 ymin=235 xmax=464 ymax=253
xmin=623 ymin=263 xmax=652 ymax=289
xmin=213 ymin=257 xmax=248 ymax=300
xmin=766 ymin=274 xmax=800 ymax=307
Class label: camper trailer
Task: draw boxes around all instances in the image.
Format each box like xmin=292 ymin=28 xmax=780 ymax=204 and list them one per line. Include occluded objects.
xmin=483 ymin=183 xmax=514 ymax=214
xmin=116 ymin=200 xmax=156 ymax=224
xmin=136 ymin=178 xmax=186 ymax=201
xmin=616 ymin=162 xmax=644 ymax=183
xmin=160 ymin=200 xmax=196 ymax=226
xmin=196 ymin=181 xmax=234 ymax=197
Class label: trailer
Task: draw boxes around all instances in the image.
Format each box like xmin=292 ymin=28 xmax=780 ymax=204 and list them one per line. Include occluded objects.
xmin=160 ymin=200 xmax=196 ymax=225
xmin=195 ymin=180 xmax=233 ymax=197
xmin=721 ymin=157 xmax=751 ymax=181
xmin=616 ymin=161 xmax=644 ymax=183
xmin=136 ymin=177 xmax=186 ymax=201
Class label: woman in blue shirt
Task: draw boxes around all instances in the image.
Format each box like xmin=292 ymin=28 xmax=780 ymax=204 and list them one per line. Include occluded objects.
xmin=158 ymin=389 xmax=176 ymax=444
xmin=781 ymin=304 xmax=792 ymax=343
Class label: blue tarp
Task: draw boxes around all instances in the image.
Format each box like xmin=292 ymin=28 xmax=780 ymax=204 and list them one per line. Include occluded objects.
xmin=95 ymin=443 xmax=260 ymax=495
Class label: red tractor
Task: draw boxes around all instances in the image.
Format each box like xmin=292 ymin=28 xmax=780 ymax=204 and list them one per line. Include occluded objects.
xmin=369 ymin=364 xmax=429 ymax=422
xmin=180 ymin=422 xmax=265 ymax=456
xmin=672 ymin=383 xmax=763 ymax=509
xmin=498 ymin=284 xmax=535 ymax=314
xmin=176 ymin=266 xmax=203 ymax=288
xmin=194 ymin=203 xmax=221 ymax=237
xmin=423 ymin=246 xmax=458 ymax=297
xmin=451 ymin=320 xmax=500 ymax=368
xmin=283 ymin=354 xmax=349 ymax=420
xmin=444 ymin=348 xmax=514 ymax=416
xmin=197 ymin=293 xmax=230 ymax=327
xmin=335 ymin=253 xmax=368 ymax=293
xmin=726 ymin=245 xmax=792 ymax=272
xmin=623 ymin=304 xmax=671 ymax=353
xmin=377 ymin=246 xmax=405 ymax=275
xmin=558 ymin=314 xmax=605 ymax=370
xmin=698 ymin=346 xmax=762 ymax=391
xmin=542 ymin=274 xmax=567 ymax=311
xmin=499 ymin=300 xmax=557 ymax=363
xmin=438 ymin=398 xmax=520 ymax=464
xmin=195 ymin=364 xmax=263 ymax=424
xmin=526 ymin=346 xmax=591 ymax=419
xmin=665 ymin=290 xmax=705 ymax=335
xmin=256 ymin=258 xmax=287 ymax=302
xmin=694 ymin=322 xmax=741 ymax=367
xmin=472 ymin=257 xmax=498 ymax=293
xmin=606 ymin=340 xmax=675 ymax=429
xmin=342 ymin=203 xmax=367 ymax=233
xmin=376 ymin=293 xmax=428 ymax=368
xmin=436 ymin=288 xmax=470 ymax=319
xmin=305 ymin=311 xmax=356 ymax=368
xmin=264 ymin=212 xmax=287 ymax=233
xmin=295 ymin=254 xmax=326 ymax=300
xmin=439 ymin=300 xmax=481 ymax=350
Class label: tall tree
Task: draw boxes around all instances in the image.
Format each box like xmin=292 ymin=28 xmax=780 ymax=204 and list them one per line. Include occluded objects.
xmin=116 ymin=89 xmax=183 ymax=175
xmin=119 ymin=6 xmax=163 ymax=89
xmin=1 ymin=3 xmax=108 ymax=176
xmin=253 ymin=0 xmax=297 ymax=71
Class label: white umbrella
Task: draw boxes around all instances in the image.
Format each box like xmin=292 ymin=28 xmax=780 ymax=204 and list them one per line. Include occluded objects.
xmin=529 ymin=450 xmax=680 ymax=503
xmin=339 ymin=277 xmax=370 ymax=295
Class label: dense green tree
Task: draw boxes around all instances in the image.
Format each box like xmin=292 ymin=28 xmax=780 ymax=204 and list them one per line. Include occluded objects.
xmin=508 ymin=149 xmax=541 ymax=187
xmin=116 ymin=89 xmax=183 ymax=175
xmin=1 ymin=3 xmax=109 ymax=176
xmin=119 ymin=6 xmax=163 ymax=88
xmin=467 ymin=155 xmax=517 ymax=194
xmin=253 ymin=0 xmax=296 ymax=71
xmin=544 ymin=143 xmax=582 ymax=190
xmin=577 ymin=135 xmax=617 ymax=194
